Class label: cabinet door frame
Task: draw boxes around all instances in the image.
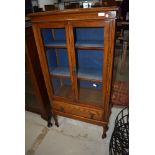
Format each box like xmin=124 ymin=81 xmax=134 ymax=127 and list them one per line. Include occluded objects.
xmin=67 ymin=20 xmax=107 ymax=108
xmin=32 ymin=22 xmax=76 ymax=104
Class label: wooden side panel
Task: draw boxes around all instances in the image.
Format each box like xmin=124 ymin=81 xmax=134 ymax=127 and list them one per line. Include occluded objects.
xmin=102 ymin=20 xmax=110 ymax=120
xmin=25 ymin=26 xmax=51 ymax=120
xmin=103 ymin=19 xmax=116 ymax=121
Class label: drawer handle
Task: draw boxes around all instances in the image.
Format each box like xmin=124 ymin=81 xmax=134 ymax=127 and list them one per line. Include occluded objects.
xmin=89 ymin=112 xmax=95 ymax=119
xmin=60 ymin=107 xmax=64 ymax=112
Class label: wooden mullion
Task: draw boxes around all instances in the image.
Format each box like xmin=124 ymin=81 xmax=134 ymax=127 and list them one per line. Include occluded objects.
xmin=65 ymin=23 xmax=79 ymax=101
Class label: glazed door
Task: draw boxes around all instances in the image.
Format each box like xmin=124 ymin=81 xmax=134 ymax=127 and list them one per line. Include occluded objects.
xmin=34 ymin=23 xmax=75 ymax=101
xmin=68 ymin=21 xmax=108 ymax=108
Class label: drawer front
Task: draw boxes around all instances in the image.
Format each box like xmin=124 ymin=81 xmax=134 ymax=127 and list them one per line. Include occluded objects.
xmin=53 ymin=101 xmax=103 ymax=121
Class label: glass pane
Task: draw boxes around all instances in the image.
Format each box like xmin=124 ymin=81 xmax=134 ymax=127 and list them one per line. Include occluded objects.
xmin=41 ymin=28 xmax=66 ymax=47
xmin=74 ymin=27 xmax=104 ymax=82
xmin=41 ymin=28 xmax=73 ymax=99
xmin=74 ymin=27 xmax=104 ymax=49
xmin=46 ymin=48 xmax=70 ymax=77
xmin=78 ymin=80 xmax=102 ymax=106
xmin=74 ymin=27 xmax=104 ymax=106
xmin=76 ymin=50 xmax=103 ymax=105
xmin=51 ymin=77 xmax=72 ymax=99
xmin=76 ymin=49 xmax=103 ymax=82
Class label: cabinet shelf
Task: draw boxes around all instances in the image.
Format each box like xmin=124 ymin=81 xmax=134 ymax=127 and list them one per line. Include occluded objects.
xmin=49 ymin=67 xmax=102 ymax=82
xmin=44 ymin=40 xmax=104 ymax=50
xmin=49 ymin=67 xmax=70 ymax=78
xmin=75 ymin=41 xmax=104 ymax=50
xmin=44 ymin=40 xmax=66 ymax=48
xmin=78 ymin=68 xmax=102 ymax=82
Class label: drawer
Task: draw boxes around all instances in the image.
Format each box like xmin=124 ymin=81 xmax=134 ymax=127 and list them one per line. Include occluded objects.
xmin=53 ymin=101 xmax=103 ymax=121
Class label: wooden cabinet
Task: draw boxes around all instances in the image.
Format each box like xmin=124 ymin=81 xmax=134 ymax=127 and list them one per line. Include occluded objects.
xmin=29 ymin=7 xmax=118 ymax=138
xmin=25 ymin=24 xmax=52 ymax=127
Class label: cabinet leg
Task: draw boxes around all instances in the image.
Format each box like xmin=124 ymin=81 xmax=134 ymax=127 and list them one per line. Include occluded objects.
xmin=47 ymin=115 xmax=52 ymax=128
xmin=102 ymin=125 xmax=108 ymax=139
xmin=53 ymin=114 xmax=59 ymax=127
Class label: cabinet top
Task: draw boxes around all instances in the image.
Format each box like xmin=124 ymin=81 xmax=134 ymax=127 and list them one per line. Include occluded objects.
xmin=29 ymin=7 xmax=118 ymax=23
xmin=29 ymin=7 xmax=118 ymax=17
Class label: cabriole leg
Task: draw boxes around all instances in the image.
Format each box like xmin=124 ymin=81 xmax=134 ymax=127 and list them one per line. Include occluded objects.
xmin=102 ymin=125 xmax=108 ymax=139
xmin=53 ymin=114 xmax=59 ymax=127
xmin=47 ymin=115 xmax=52 ymax=127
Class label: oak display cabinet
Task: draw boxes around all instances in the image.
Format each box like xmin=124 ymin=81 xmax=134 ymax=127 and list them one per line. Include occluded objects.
xmin=29 ymin=7 xmax=118 ymax=138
